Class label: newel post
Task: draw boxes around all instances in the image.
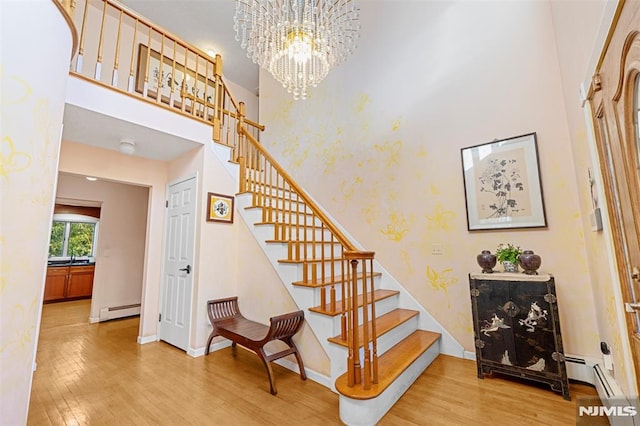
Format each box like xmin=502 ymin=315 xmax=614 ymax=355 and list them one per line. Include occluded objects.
xmin=348 ymin=257 xmax=361 ymax=386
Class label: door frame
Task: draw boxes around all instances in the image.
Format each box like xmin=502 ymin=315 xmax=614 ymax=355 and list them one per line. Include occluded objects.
xmin=158 ymin=173 xmax=199 ymax=351
xmin=586 ymin=0 xmax=640 ymax=395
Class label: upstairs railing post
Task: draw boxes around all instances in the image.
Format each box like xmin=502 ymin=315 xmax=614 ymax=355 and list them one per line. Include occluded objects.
xmin=213 ymin=53 xmax=223 ymax=142
xmin=75 ymin=0 xmax=89 ymax=72
xmin=237 ymin=102 xmax=247 ymax=193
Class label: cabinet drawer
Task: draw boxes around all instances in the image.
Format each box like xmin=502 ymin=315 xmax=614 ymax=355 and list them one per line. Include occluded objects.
xmin=70 ymin=265 xmax=95 ymax=274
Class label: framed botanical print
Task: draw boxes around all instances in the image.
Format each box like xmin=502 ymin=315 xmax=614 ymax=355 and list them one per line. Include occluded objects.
xmin=461 ymin=133 xmax=547 ymax=231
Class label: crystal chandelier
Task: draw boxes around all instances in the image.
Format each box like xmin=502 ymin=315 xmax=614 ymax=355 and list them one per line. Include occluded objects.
xmin=234 ymin=0 xmax=360 ymax=100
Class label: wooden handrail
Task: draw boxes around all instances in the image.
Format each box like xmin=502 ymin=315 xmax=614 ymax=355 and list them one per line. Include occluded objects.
xmin=239 ymin=127 xmax=357 ymax=252
xmin=220 ymin=76 xmax=264 ymax=131
xmin=53 ymin=0 xmax=79 ymax=58
xmin=221 ymin=76 xmax=241 ymax=114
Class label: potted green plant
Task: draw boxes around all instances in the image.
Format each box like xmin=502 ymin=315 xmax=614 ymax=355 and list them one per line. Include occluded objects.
xmin=496 ymin=243 xmax=522 ymax=273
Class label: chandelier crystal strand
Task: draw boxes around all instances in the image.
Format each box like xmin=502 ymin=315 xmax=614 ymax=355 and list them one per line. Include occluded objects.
xmin=234 ymin=0 xmax=360 ymax=100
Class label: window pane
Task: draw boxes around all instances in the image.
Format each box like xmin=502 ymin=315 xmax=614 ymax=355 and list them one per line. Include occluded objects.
xmin=48 ymin=221 xmax=65 ymax=257
xmin=68 ymin=222 xmax=95 ymax=257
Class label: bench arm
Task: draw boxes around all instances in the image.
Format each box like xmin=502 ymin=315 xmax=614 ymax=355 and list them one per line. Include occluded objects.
xmin=207 ymin=296 xmax=241 ymax=325
xmin=263 ymin=310 xmax=305 ymax=344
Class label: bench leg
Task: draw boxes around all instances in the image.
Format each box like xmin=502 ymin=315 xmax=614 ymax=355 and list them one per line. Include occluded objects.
xmin=258 ymin=347 xmax=278 ymax=395
xmin=284 ymin=337 xmax=307 ymax=381
xmin=204 ymin=331 xmax=219 ymax=355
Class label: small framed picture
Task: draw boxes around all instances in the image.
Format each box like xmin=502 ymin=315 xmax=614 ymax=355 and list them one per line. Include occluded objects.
xmin=207 ymin=192 xmax=234 ymax=223
xmin=460 ymin=133 xmax=547 ymax=231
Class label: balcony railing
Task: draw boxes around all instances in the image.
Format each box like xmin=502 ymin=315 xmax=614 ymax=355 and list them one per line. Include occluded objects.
xmin=66 ymin=0 xmax=262 ymax=146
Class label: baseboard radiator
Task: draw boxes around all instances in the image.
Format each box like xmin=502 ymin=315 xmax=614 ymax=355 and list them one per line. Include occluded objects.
xmin=99 ymin=303 xmax=141 ymax=321
xmin=566 ymin=356 xmax=639 ymax=426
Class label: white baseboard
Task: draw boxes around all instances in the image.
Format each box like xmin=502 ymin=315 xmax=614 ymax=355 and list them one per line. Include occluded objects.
xmin=137 ymin=335 xmax=157 ymax=344
xmin=188 ymin=340 xmax=232 ymax=357
xmin=274 ymin=357 xmax=332 ymax=389
xmin=463 ymin=350 xmax=476 ymax=361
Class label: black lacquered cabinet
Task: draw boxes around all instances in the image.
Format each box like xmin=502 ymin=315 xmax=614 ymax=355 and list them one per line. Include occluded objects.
xmin=469 ymin=272 xmax=570 ymax=400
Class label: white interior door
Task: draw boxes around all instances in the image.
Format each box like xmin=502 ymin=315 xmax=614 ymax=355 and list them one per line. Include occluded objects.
xmin=159 ymin=176 xmax=196 ymax=351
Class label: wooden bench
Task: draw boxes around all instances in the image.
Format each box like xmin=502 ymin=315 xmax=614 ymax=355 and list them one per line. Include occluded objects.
xmin=204 ymin=296 xmax=307 ymax=395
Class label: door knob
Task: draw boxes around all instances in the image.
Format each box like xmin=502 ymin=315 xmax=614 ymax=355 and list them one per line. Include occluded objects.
xmin=179 ymin=265 xmax=191 ymax=274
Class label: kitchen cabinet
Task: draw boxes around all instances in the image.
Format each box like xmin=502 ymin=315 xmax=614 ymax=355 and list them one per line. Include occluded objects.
xmin=44 ymin=264 xmax=95 ymax=302
xmin=468 ymin=272 xmax=570 ymax=400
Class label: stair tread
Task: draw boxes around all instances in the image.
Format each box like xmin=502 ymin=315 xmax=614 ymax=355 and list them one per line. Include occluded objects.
xmin=309 ymin=289 xmax=399 ymax=316
xmin=335 ymin=330 xmax=441 ymax=400
xmin=328 ymin=308 xmax=419 ymax=348
xmin=292 ymin=271 xmax=382 ymax=288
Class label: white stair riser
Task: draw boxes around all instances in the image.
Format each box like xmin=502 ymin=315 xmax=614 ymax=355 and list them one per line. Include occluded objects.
xmin=372 ymin=315 xmax=420 ymax=357
xmin=271 ymin=225 xmax=336 ymax=242
xmin=248 ymin=192 xmax=309 ymax=209
xmin=338 ymin=340 xmax=440 ymax=426
xmin=285 ymin=242 xmax=345 ymax=260
xmin=328 ymin=315 xmax=420 ymax=362
xmin=311 ymin=290 xmax=397 ymax=336
xmin=242 ymin=207 xmax=264 ymax=224
xmin=261 ymin=210 xmax=324 ymax=226
xmin=282 ymin=261 xmax=352 ymax=281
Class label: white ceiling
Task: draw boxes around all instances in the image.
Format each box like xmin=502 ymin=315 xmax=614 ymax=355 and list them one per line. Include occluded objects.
xmin=119 ymin=0 xmax=259 ymax=94
xmin=63 ymin=104 xmax=202 ymax=161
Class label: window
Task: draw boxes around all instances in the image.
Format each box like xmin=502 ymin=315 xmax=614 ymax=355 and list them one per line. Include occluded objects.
xmin=48 ymin=215 xmax=99 ymax=259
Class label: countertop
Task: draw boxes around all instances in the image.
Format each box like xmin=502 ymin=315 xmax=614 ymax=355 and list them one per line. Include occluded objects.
xmin=47 ymin=261 xmax=96 ymax=267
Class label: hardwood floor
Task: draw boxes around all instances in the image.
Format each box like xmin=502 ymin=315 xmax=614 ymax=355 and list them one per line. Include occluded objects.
xmin=28 ymin=300 xmax=605 ymax=425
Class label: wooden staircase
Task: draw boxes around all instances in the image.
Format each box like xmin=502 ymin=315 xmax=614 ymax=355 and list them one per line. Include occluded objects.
xmin=213 ymin=123 xmax=462 ymax=425
xmin=237 ymin=188 xmax=443 ymax=425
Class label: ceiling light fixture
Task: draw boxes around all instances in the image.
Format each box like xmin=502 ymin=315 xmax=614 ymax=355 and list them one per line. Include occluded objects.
xmin=234 ymin=0 xmax=360 ymax=100
xmin=85 ymin=176 xmax=98 ymax=181
xmin=119 ymin=139 xmax=136 ymax=155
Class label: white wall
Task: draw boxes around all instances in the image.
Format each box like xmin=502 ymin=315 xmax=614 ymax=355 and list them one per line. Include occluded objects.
xmin=259 ymin=0 xmax=601 ymax=360
xmin=58 ymin=141 xmax=168 ymax=342
xmin=55 ymin=173 xmax=149 ymax=320
xmin=0 ymin=1 xmax=74 ymax=424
